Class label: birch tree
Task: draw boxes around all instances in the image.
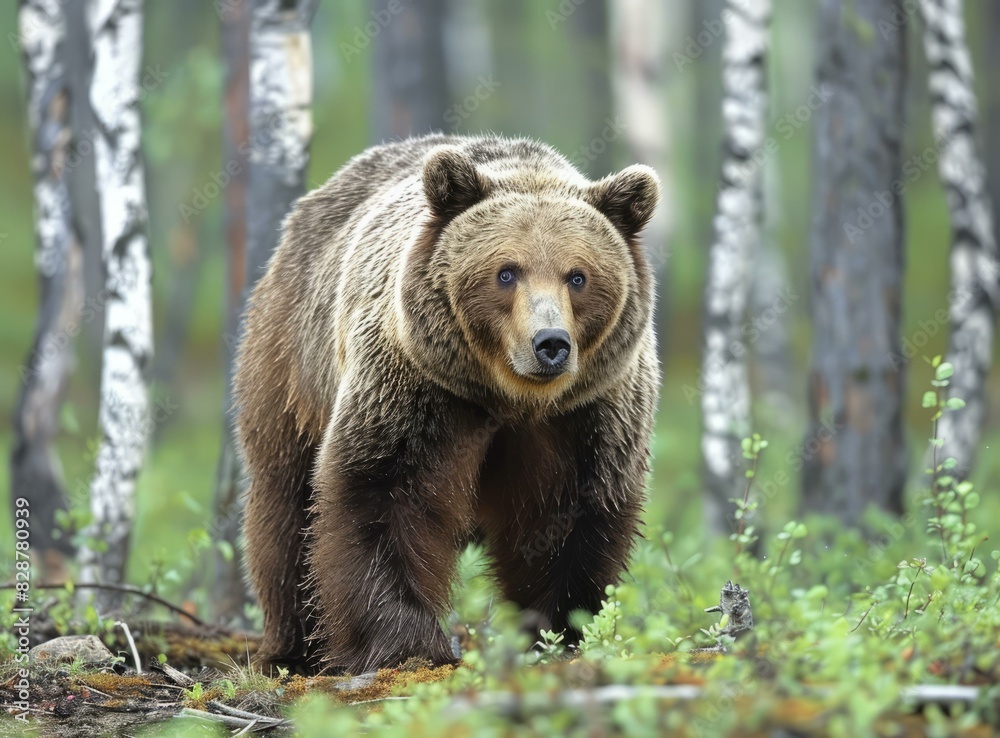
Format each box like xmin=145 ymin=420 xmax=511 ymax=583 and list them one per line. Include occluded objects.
xmin=919 ymin=0 xmax=999 ymax=477
xmin=803 ymin=0 xmax=907 ymax=524
xmin=700 ymin=0 xmax=770 ymax=533
xmin=371 ymin=0 xmax=447 ymax=141
xmin=610 ymin=0 xmax=675 ymax=347
xmin=79 ymin=0 xmax=152 ymax=595
xmin=12 ymin=0 xmax=84 ymax=582
xmin=212 ymin=0 xmax=317 ymax=617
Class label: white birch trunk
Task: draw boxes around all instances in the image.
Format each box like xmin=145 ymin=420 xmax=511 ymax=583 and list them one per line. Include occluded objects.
xmin=920 ymin=0 xmax=999 ymax=476
xmin=609 ymin=0 xmax=675 ymax=312
xmin=246 ymin=0 xmax=316 ymax=282
xmin=14 ymin=0 xmax=85 ymax=581
xmin=700 ymin=0 xmax=771 ymax=533
xmin=79 ymin=0 xmax=152 ymax=595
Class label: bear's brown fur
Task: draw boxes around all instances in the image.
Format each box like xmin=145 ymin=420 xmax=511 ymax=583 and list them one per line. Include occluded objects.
xmin=235 ymin=134 xmax=660 ymax=674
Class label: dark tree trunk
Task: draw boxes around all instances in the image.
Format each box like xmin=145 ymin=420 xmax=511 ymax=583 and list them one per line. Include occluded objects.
xmin=212 ymin=0 xmax=252 ymax=624
xmin=568 ymin=0 xmax=613 ymax=177
xmin=12 ymin=0 xmax=85 ymax=583
xmin=370 ymin=0 xmax=448 ymax=141
xmin=63 ymin=0 xmax=104 ymax=360
xmin=700 ymin=0 xmax=771 ymax=534
xmin=803 ymin=0 xmax=908 ymax=524
xmin=919 ymin=0 xmax=998 ymax=477
xmin=211 ymin=0 xmax=317 ymax=621
xmin=984 ymin=0 xmax=1000 ymax=252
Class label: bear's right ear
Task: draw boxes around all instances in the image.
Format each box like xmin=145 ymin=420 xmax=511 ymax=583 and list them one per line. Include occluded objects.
xmin=422 ymin=147 xmax=492 ymax=223
xmin=585 ymin=164 xmax=660 ymax=242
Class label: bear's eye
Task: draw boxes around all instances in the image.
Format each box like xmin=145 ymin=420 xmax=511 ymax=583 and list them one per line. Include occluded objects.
xmin=498 ymin=269 xmax=516 ymax=285
xmin=569 ymin=272 xmax=586 ymax=288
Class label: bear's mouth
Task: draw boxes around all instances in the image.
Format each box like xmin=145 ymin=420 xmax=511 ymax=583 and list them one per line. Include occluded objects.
xmin=528 ymin=367 xmax=567 ymax=381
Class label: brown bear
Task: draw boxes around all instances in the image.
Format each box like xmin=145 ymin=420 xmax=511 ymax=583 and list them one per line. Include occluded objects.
xmin=235 ymin=134 xmax=660 ymax=674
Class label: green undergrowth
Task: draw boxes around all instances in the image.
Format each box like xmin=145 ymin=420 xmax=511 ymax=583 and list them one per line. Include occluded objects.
xmin=3 ymin=361 xmax=1000 ymax=737
xmin=163 ymin=359 xmax=1000 ymax=735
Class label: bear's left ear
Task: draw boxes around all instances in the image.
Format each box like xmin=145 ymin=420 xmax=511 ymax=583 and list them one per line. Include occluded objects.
xmin=585 ymin=164 xmax=660 ymax=241
xmin=423 ymin=146 xmax=492 ymax=223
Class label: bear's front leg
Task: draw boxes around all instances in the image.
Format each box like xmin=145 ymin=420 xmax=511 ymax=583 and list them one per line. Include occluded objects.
xmin=482 ymin=387 xmax=654 ymax=640
xmin=305 ymin=380 xmax=495 ymax=674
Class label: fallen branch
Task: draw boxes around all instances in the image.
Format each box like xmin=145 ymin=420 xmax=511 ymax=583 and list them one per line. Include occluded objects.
xmin=443 ymin=682 xmax=984 ymax=720
xmin=180 ymin=706 xmax=287 ymax=730
xmin=0 ymin=582 xmax=205 ymax=626
xmin=445 ymin=685 xmax=704 ymax=718
xmin=148 ymin=658 xmax=196 ymax=686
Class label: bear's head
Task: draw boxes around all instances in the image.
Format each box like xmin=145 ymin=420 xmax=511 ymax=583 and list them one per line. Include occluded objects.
xmin=401 ymin=145 xmax=659 ymax=416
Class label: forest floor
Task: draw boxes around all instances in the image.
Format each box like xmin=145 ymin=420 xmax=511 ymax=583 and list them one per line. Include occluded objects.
xmin=0 ymin=644 xmax=456 ymax=737
xmin=2 ymin=631 xmax=995 ymax=737
xmin=2 ymin=573 xmax=998 ymax=738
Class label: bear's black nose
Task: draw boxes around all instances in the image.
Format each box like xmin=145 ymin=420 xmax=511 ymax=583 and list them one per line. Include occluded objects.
xmin=533 ymin=328 xmax=571 ymax=370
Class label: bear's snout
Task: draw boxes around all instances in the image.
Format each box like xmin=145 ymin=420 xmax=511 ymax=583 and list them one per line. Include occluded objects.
xmin=532 ymin=328 xmax=571 ymax=373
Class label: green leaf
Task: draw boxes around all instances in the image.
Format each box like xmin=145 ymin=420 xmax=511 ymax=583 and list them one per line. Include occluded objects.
xmin=944 ymin=397 xmax=966 ymax=410
xmin=964 ymin=492 xmax=980 ymax=509
xmin=921 ymin=391 xmax=937 ymax=408
xmin=941 ymin=458 xmax=957 ymax=470
xmin=217 ymin=540 xmax=234 ymax=562
xmin=935 ymin=362 xmax=954 ymax=381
